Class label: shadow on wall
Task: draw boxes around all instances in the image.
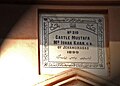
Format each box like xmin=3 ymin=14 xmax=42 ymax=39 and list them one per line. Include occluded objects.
xmin=0 ymin=4 xmax=31 ymax=46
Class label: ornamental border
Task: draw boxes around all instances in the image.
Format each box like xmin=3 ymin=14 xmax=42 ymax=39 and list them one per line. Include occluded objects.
xmin=40 ymin=14 xmax=105 ymax=69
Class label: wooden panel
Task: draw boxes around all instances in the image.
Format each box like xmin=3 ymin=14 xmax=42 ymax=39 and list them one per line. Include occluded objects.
xmin=34 ymin=68 xmax=116 ymax=86
xmin=60 ymin=80 xmax=91 ymax=86
xmin=0 ymin=0 xmax=120 ymax=6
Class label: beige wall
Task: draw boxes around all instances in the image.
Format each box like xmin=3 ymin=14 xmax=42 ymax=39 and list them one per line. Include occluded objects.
xmin=0 ymin=5 xmax=120 ymax=86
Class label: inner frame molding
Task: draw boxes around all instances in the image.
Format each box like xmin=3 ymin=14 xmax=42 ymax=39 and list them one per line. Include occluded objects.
xmin=38 ymin=8 xmax=109 ymax=76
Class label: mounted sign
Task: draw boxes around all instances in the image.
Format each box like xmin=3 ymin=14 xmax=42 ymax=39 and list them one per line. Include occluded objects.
xmin=39 ymin=13 xmax=109 ymax=76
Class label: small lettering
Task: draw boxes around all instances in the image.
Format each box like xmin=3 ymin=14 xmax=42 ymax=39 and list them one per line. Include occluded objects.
xmin=72 ymin=36 xmax=90 ymax=40
xmin=61 ymin=41 xmax=72 ymax=45
xmin=55 ymin=35 xmax=70 ymax=40
xmin=56 ymin=54 xmax=67 ymax=59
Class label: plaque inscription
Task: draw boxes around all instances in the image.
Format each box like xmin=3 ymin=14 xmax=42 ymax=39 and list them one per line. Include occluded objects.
xmin=40 ymin=14 xmax=106 ymax=70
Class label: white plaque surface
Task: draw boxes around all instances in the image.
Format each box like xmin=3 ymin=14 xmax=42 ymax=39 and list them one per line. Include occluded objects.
xmin=39 ymin=14 xmax=108 ymax=76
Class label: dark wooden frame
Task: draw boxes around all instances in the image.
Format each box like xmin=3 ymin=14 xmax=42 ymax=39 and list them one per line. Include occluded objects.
xmin=38 ymin=5 xmax=109 ymax=75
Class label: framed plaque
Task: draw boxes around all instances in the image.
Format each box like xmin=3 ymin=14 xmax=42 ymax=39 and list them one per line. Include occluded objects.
xmin=39 ymin=12 xmax=109 ymax=76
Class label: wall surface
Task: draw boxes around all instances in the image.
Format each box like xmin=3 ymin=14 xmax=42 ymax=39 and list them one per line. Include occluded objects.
xmin=0 ymin=4 xmax=120 ymax=86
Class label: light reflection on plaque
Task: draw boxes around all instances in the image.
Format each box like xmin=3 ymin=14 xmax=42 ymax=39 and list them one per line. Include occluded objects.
xmin=39 ymin=14 xmax=108 ymax=75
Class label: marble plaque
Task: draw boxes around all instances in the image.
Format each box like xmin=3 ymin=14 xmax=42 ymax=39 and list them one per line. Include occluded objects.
xmin=39 ymin=14 xmax=108 ymax=75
